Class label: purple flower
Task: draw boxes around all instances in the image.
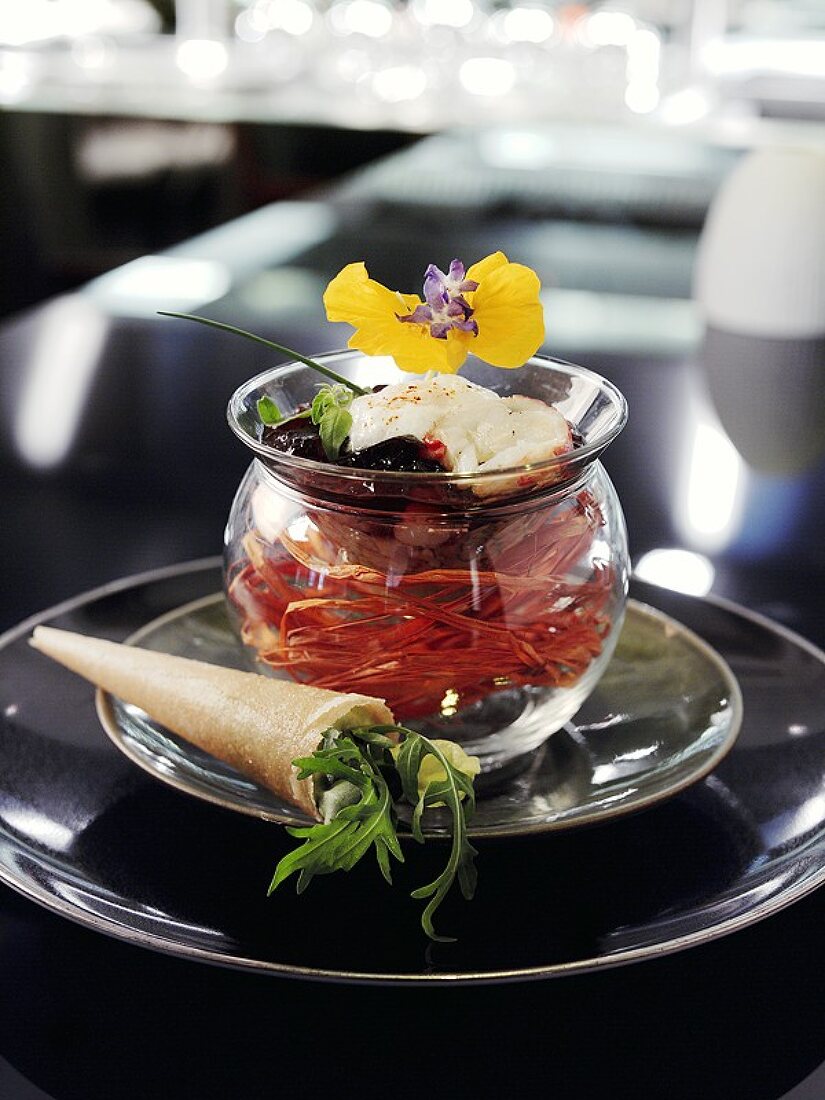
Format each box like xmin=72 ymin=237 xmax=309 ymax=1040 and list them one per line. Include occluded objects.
xmin=398 ymin=258 xmax=479 ymax=340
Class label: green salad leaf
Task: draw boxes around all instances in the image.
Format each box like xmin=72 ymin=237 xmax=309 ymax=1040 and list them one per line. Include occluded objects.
xmin=254 ymin=382 xmax=355 ymax=461
xmin=318 ymin=407 xmax=352 ymax=462
xmin=310 ymin=383 xmax=352 ymax=424
xmin=256 ymin=396 xmax=283 ymax=425
xmin=312 ymin=383 xmax=354 ymax=461
xmin=269 ymin=726 xmax=478 ymax=942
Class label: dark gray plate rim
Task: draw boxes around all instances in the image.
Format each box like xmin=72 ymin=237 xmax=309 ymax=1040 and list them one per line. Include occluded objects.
xmin=2 ymin=557 xmax=825 ymax=985
xmin=94 ymin=592 xmax=744 ymax=838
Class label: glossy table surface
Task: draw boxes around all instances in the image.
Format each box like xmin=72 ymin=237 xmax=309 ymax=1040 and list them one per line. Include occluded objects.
xmin=2 ymin=125 xmax=825 ymax=1099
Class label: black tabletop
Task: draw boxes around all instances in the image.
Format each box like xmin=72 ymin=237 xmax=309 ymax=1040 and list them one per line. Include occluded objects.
xmin=2 ymin=125 xmax=825 ymax=1099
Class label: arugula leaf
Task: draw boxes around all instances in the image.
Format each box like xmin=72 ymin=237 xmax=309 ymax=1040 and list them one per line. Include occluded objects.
xmin=269 ymin=740 xmax=403 ymax=894
xmin=395 ymin=735 xmax=477 ymax=940
xmin=269 ymin=725 xmax=479 ymax=941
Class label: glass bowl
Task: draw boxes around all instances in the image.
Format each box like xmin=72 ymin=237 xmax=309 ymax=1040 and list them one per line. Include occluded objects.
xmin=224 ymin=351 xmax=629 ymax=773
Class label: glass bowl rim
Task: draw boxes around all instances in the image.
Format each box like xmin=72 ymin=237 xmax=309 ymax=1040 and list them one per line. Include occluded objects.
xmin=226 ymin=350 xmax=628 ymax=485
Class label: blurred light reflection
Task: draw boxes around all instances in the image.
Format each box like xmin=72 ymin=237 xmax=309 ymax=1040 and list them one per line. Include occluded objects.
xmin=0 ymin=1 xmax=682 ymax=126
xmin=677 ymin=412 xmax=745 ymax=553
xmin=0 ymin=0 xmax=158 ymax=46
xmin=769 ymin=792 xmax=825 ymax=848
xmin=659 ymin=85 xmax=713 ymax=126
xmin=479 ymin=129 xmax=555 ymax=169
xmin=88 ymin=256 xmax=231 ymax=314
xmin=265 ymin=0 xmax=315 ymax=36
xmin=175 ymin=38 xmax=229 ymax=81
xmin=704 ymin=37 xmax=825 ymax=80
xmin=14 ymin=297 xmax=108 ymax=470
xmin=585 ymin=10 xmax=637 ymax=48
xmin=0 ymin=51 xmax=32 ymax=102
xmin=70 ymin=34 xmax=117 ymax=71
xmin=168 ymin=200 xmax=337 ymax=275
xmin=1 ymin=809 xmax=75 ymax=849
xmin=2 ymin=807 xmax=75 ymax=851
xmin=497 ymin=7 xmax=554 ymax=45
xmin=634 ymin=548 xmax=715 ymax=597
xmin=460 ymin=57 xmax=516 ymax=97
xmin=624 ymin=80 xmax=660 ymax=113
xmin=371 ymin=64 xmax=428 ymax=103
xmin=412 ymin=0 xmax=475 ymax=30
xmin=329 ymin=1 xmax=394 ymax=39
xmin=235 ymin=7 xmax=268 ymax=42
xmin=625 ymin=27 xmax=661 ymax=113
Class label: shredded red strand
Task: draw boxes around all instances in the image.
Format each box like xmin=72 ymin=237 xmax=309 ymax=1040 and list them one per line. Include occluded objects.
xmin=228 ymin=491 xmax=614 ymax=718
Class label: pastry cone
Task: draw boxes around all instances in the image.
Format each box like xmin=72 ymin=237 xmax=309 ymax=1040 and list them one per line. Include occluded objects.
xmin=30 ymin=626 xmax=394 ymax=818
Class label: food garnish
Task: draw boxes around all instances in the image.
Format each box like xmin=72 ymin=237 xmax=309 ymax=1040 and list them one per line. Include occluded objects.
xmin=271 ymin=725 xmax=479 ymax=941
xmin=161 ymin=255 xmax=615 ymax=722
xmin=323 ymin=251 xmax=544 ymax=374
xmin=157 ymin=311 xmax=369 ymax=397
xmin=30 ymin=627 xmax=479 ymax=940
xmin=159 ymin=250 xmax=545 ymax=462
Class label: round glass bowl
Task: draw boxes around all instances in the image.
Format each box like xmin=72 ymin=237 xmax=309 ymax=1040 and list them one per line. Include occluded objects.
xmin=224 ymin=351 xmax=629 ymax=773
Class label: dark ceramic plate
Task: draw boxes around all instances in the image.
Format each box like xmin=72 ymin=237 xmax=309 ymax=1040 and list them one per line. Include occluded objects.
xmin=2 ymin=559 xmax=825 ymax=984
xmin=97 ymin=594 xmax=742 ymax=836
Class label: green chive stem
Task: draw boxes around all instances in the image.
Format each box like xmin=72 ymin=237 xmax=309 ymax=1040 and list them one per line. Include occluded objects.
xmin=158 ymin=312 xmax=370 ymax=396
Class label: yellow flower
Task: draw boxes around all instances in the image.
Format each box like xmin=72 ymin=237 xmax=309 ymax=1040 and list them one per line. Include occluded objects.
xmin=323 ymin=252 xmax=544 ymax=374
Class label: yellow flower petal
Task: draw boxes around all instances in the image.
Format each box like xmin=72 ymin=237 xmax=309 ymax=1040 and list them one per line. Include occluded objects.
xmin=323 ymin=255 xmax=544 ymax=374
xmin=324 ymin=262 xmax=471 ymax=374
xmin=390 ymin=329 xmax=471 ymax=374
xmin=465 ymin=250 xmax=509 ymax=284
xmin=323 ymin=262 xmax=414 ymax=329
xmin=470 ymin=262 xmax=544 ymax=368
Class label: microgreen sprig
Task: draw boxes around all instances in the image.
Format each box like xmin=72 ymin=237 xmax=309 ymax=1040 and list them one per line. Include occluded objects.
xmin=256 ymin=396 xmax=283 ymax=425
xmin=311 ymin=384 xmax=353 ymax=461
xmin=269 ymin=725 xmax=478 ymax=942
xmin=255 ymin=383 xmax=353 ymax=461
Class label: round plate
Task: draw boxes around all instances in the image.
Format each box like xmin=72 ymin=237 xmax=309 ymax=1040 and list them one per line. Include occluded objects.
xmin=96 ymin=594 xmax=742 ymax=837
xmin=3 ymin=559 xmax=825 ymax=984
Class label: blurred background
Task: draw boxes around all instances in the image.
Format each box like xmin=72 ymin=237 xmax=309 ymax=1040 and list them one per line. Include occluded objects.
xmin=6 ymin=12 xmax=825 ymax=1098
xmin=4 ymin=0 xmax=825 ymax=315
xmin=2 ymin=0 xmax=825 ymax=638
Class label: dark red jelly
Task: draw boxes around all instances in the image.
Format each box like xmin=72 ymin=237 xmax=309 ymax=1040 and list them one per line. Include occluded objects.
xmin=262 ymin=415 xmax=445 ymax=473
xmin=336 ymin=437 xmax=444 ymax=473
xmin=261 ymin=416 xmax=326 ymax=461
